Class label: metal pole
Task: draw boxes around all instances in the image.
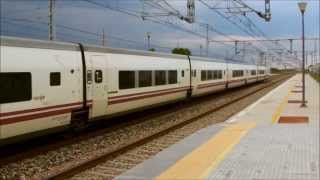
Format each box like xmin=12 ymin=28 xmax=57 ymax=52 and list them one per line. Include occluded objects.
xmin=49 ymin=0 xmax=55 ymax=40
xmin=314 ymin=39 xmax=318 ymax=64
xmin=235 ymin=41 xmax=238 ymax=55
xmin=203 ymin=24 xmax=209 ymax=57
xmin=289 ymin=39 xmax=293 ymax=53
xmin=301 ymin=11 xmax=306 ymax=107
xmin=147 ymin=32 xmax=151 ymax=50
xmin=206 ymin=24 xmax=209 ymax=57
xmin=102 ymin=28 xmax=106 ymax=46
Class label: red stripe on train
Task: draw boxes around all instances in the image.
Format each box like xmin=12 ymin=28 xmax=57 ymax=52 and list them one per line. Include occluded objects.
xmin=198 ymin=81 xmax=226 ymax=89
xmin=108 ymin=86 xmax=190 ymax=100
xmin=109 ymin=88 xmax=189 ymax=105
xmin=0 ymin=101 xmax=92 ymax=118
xmin=0 ymin=104 xmax=93 ymax=125
xmin=1 ymin=107 xmax=75 ymax=125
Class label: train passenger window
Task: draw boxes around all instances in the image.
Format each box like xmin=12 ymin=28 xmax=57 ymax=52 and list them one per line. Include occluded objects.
xmin=207 ymin=70 xmax=213 ymax=80
xmin=193 ymin=70 xmax=197 ymax=77
xmin=201 ymin=70 xmax=206 ymax=81
xmin=251 ymin=70 xmax=256 ymax=76
xmin=181 ymin=70 xmax=185 ymax=77
xmin=219 ymin=71 xmax=223 ymax=79
xmin=259 ymin=70 xmax=265 ymax=74
xmin=168 ymin=70 xmax=177 ymax=84
xmin=213 ymin=71 xmax=218 ymax=80
xmin=0 ymin=72 xmax=32 ymax=104
xmin=95 ymin=70 xmax=103 ymax=83
xmin=50 ymin=72 xmax=61 ymax=86
xmin=139 ymin=71 xmax=152 ymax=87
xmin=232 ymin=70 xmax=244 ymax=78
xmin=119 ymin=71 xmax=135 ymax=89
xmin=87 ymin=70 xmax=93 ymax=84
xmin=155 ymin=70 xmax=166 ymax=85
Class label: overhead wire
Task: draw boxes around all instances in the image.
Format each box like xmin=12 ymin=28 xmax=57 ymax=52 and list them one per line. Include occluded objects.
xmin=82 ymin=0 xmax=247 ymax=60
xmin=2 ymin=17 xmax=174 ymax=51
xmin=198 ymin=0 xmax=298 ymax=64
xmin=3 ymin=0 xmax=285 ymax=62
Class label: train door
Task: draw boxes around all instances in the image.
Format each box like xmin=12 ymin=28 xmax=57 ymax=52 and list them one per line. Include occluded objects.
xmin=90 ymin=56 xmax=108 ymax=117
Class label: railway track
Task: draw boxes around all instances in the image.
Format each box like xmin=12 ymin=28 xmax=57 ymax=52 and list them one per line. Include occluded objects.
xmin=26 ymin=74 xmax=292 ymax=180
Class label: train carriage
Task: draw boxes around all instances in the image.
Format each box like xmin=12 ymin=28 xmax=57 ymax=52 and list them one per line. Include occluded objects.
xmin=0 ymin=36 xmax=270 ymax=144
xmin=257 ymin=65 xmax=268 ymax=81
xmin=190 ymin=57 xmax=227 ymax=97
xmin=0 ymin=39 xmax=84 ymax=140
xmin=226 ymin=63 xmax=248 ymax=88
xmin=246 ymin=65 xmax=259 ymax=84
xmin=83 ymin=46 xmax=191 ymax=118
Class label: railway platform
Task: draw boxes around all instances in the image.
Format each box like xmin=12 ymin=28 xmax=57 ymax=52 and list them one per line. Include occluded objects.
xmin=115 ymin=74 xmax=319 ymax=180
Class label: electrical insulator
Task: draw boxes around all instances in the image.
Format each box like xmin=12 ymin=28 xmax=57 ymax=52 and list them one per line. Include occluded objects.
xmin=265 ymin=0 xmax=271 ymax=21
xmin=186 ymin=0 xmax=195 ymax=23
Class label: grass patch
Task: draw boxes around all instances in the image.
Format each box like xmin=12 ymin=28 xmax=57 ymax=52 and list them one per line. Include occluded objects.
xmin=310 ymin=72 xmax=320 ymax=83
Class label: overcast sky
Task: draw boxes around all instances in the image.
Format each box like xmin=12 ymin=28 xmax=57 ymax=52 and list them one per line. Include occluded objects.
xmin=1 ymin=0 xmax=319 ymax=65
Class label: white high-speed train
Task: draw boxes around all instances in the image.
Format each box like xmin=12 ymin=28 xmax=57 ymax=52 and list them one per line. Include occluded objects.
xmin=0 ymin=36 xmax=269 ymax=144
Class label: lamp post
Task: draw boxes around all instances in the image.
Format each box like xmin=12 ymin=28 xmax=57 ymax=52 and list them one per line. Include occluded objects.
xmin=146 ymin=32 xmax=151 ymax=51
xmin=298 ymin=2 xmax=307 ymax=107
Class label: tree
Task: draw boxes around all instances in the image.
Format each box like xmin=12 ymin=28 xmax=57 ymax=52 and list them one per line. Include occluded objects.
xmin=171 ymin=48 xmax=192 ymax=56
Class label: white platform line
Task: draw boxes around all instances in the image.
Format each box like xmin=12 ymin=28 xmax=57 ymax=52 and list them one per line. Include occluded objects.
xmin=226 ymin=75 xmax=297 ymax=123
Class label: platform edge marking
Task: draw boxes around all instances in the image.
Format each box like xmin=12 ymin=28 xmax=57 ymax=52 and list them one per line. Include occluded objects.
xmin=227 ymin=75 xmax=296 ymax=124
xmin=155 ymin=122 xmax=256 ymax=180
xmin=199 ymin=123 xmax=256 ymax=180
xmin=271 ymin=82 xmax=295 ymax=124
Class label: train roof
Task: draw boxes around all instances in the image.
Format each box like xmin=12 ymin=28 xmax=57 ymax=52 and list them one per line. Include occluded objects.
xmin=1 ymin=36 xmax=79 ymax=51
xmin=1 ymin=36 xmax=258 ymax=66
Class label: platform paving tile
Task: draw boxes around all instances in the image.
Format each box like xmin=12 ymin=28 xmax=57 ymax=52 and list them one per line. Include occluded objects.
xmin=208 ymin=125 xmax=319 ymax=180
xmin=209 ymin=75 xmax=319 ymax=180
xmin=115 ymin=125 xmax=224 ymax=180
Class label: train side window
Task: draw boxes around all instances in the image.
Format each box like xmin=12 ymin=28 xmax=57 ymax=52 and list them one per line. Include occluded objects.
xmin=232 ymin=70 xmax=244 ymax=77
xmin=50 ymin=72 xmax=61 ymax=86
xmin=139 ymin=71 xmax=152 ymax=87
xmin=215 ymin=70 xmax=218 ymax=80
xmin=94 ymin=70 xmax=103 ymax=83
xmin=168 ymin=70 xmax=178 ymax=84
xmin=201 ymin=70 xmax=206 ymax=81
xmin=218 ymin=70 xmax=223 ymax=79
xmin=119 ymin=71 xmax=135 ymax=89
xmin=193 ymin=70 xmax=197 ymax=77
xmin=214 ymin=70 xmax=220 ymax=79
xmin=155 ymin=70 xmax=166 ymax=85
xmin=0 ymin=72 xmax=32 ymax=104
xmin=87 ymin=70 xmax=92 ymax=84
xmin=207 ymin=70 xmax=213 ymax=80
xmin=181 ymin=70 xmax=185 ymax=77
xmin=251 ymin=70 xmax=256 ymax=76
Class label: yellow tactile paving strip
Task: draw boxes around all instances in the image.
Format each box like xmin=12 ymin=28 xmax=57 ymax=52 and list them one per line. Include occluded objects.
xmin=156 ymin=122 xmax=256 ymax=180
xmin=271 ymin=83 xmax=296 ymax=124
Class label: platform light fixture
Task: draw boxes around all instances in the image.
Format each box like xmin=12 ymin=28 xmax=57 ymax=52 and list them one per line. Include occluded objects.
xmin=298 ymin=2 xmax=307 ymax=107
xmin=298 ymin=2 xmax=307 ymax=13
